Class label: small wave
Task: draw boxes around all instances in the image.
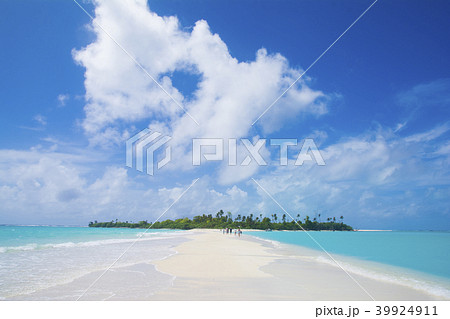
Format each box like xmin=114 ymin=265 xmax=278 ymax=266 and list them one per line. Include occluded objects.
xmin=0 ymin=244 xmax=38 ymax=253
xmin=0 ymin=235 xmax=180 ymax=254
xmin=248 ymin=235 xmax=282 ymax=248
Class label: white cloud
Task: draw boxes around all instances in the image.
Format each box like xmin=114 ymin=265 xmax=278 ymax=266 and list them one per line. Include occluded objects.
xmin=395 ymin=78 xmax=450 ymax=133
xmin=397 ymin=78 xmax=450 ymax=108
xmin=74 ymin=0 xmax=328 ymax=155
xmin=226 ymin=185 xmax=248 ymax=200
xmin=33 ymin=114 xmax=47 ymax=126
xmin=57 ymin=94 xmax=70 ymax=107
xmin=394 ymin=122 xmax=406 ymax=133
xmin=19 ymin=115 xmax=47 ymax=132
xmin=404 ymin=122 xmax=450 ymax=143
xmin=217 ymin=137 xmax=271 ymax=185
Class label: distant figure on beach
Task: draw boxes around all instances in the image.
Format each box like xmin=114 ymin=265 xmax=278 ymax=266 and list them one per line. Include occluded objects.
xmin=229 ymin=228 xmax=232 ymax=234
xmin=234 ymin=229 xmax=237 ymax=236
xmin=238 ymin=227 xmax=242 ymax=237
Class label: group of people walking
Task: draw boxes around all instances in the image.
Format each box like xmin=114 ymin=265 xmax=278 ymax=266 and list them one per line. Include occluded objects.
xmin=223 ymin=227 xmax=242 ymax=237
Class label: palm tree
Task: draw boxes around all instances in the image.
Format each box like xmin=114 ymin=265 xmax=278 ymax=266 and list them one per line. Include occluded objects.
xmin=216 ymin=210 xmax=224 ymax=219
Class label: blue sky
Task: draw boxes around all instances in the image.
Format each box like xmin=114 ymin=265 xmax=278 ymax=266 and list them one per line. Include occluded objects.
xmin=0 ymin=0 xmax=449 ymax=230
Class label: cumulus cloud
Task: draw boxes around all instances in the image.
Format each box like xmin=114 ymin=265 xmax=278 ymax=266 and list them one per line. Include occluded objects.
xmin=74 ymin=0 xmax=328 ymax=155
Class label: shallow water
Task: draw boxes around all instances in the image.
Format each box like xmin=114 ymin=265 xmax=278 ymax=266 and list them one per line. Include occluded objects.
xmin=0 ymin=225 xmax=188 ymax=299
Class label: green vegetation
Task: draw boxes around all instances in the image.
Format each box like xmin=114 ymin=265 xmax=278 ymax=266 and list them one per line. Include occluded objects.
xmin=88 ymin=210 xmax=353 ymax=231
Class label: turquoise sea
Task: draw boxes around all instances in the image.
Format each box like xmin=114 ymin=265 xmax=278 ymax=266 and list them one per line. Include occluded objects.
xmin=0 ymin=225 xmax=186 ymax=299
xmin=0 ymin=225 xmax=171 ymax=252
xmin=251 ymin=230 xmax=450 ymax=299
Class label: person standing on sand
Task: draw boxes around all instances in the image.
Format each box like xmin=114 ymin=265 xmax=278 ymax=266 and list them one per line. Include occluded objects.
xmin=238 ymin=227 xmax=242 ymax=237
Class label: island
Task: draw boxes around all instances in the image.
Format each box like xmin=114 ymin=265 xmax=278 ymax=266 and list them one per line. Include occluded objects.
xmin=88 ymin=210 xmax=353 ymax=231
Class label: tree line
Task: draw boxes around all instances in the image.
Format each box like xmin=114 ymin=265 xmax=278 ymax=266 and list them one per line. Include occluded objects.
xmin=88 ymin=210 xmax=353 ymax=231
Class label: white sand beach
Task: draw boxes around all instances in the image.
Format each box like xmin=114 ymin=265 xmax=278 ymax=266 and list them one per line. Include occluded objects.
xmin=149 ymin=230 xmax=443 ymax=300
